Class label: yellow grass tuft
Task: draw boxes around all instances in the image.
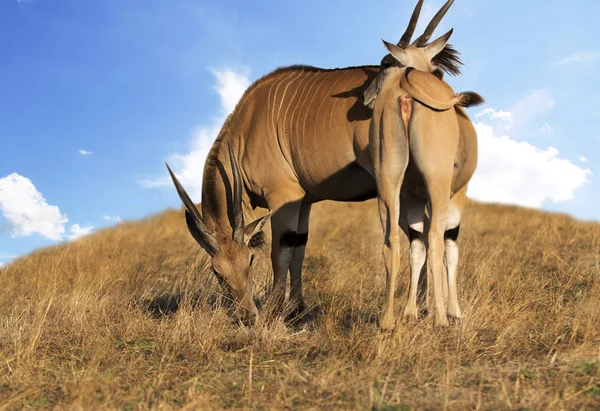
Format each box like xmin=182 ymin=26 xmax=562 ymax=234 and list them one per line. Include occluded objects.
xmin=0 ymin=200 xmax=599 ymax=409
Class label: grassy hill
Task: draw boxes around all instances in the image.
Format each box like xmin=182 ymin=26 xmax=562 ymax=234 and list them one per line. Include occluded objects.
xmin=0 ymin=199 xmax=599 ymax=409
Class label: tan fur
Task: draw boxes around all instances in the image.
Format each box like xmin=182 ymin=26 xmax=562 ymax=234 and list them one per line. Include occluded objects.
xmin=400 ymin=69 xmax=474 ymax=111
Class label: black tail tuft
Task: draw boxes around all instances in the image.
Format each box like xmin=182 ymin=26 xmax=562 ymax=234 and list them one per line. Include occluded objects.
xmin=432 ymin=67 xmax=444 ymax=80
xmin=459 ymin=92 xmax=485 ymax=107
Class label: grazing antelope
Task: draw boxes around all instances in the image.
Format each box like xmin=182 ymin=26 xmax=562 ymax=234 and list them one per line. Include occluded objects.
xmin=167 ymin=0 xmax=481 ymax=328
xmin=369 ymin=67 xmax=482 ymax=328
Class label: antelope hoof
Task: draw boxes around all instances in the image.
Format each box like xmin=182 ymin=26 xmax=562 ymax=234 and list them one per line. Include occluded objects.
xmin=285 ymin=299 xmax=307 ymax=321
xmin=380 ymin=313 xmax=396 ymax=332
xmin=236 ymin=309 xmax=258 ymax=327
xmin=269 ymin=290 xmax=286 ymax=314
xmin=447 ymin=307 xmax=462 ymax=320
xmin=435 ymin=315 xmax=449 ymax=327
xmin=403 ymin=304 xmax=419 ymax=320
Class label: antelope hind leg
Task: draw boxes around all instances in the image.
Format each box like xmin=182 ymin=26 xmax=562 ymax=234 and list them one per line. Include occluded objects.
xmin=444 ymin=186 xmax=467 ymax=319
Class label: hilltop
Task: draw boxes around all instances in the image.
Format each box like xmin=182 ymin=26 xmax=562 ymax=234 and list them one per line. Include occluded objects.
xmin=0 ymin=199 xmax=599 ymax=409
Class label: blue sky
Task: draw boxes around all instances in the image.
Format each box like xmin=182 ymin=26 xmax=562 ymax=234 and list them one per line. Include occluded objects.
xmin=0 ymin=0 xmax=598 ymax=266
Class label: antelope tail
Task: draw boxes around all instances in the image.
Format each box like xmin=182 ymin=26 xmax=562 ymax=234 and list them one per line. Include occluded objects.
xmin=455 ymin=92 xmax=484 ymax=108
xmin=401 ymin=88 xmax=475 ymax=111
xmin=400 ymin=68 xmax=484 ymax=111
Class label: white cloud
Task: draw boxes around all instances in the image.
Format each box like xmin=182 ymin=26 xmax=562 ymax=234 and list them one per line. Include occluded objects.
xmin=476 ymin=108 xmax=512 ymax=121
xmin=555 ymin=51 xmax=600 ymax=66
xmin=539 ymin=123 xmax=554 ymax=135
xmin=79 ymin=149 xmax=93 ymax=155
xmin=476 ymin=91 xmax=556 ymax=137
xmin=0 ymin=173 xmax=96 ymax=242
xmin=468 ymin=117 xmax=591 ymax=208
xmin=476 ymin=108 xmax=513 ymax=131
xmin=104 ymin=215 xmax=122 ymax=224
xmin=580 ymin=156 xmax=588 ymax=163
xmin=143 ymin=68 xmax=250 ymax=199
xmin=509 ymin=89 xmax=555 ymax=131
xmin=66 ymin=224 xmax=96 ymax=240
xmin=212 ymin=69 xmax=251 ymax=114
xmin=0 ymin=173 xmax=68 ymax=240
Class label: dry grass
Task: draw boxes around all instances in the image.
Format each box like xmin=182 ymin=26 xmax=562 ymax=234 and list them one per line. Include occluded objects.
xmin=0 ymin=199 xmax=599 ymax=409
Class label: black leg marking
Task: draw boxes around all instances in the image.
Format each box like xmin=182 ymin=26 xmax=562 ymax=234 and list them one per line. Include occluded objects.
xmin=279 ymin=231 xmax=309 ymax=248
xmin=408 ymin=227 xmax=424 ymax=242
xmin=444 ymin=225 xmax=460 ymax=242
xmin=296 ymin=233 xmax=308 ymax=246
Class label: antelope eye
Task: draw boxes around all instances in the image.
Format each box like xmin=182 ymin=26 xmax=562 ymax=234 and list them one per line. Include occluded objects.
xmin=250 ymin=254 xmax=255 ymax=266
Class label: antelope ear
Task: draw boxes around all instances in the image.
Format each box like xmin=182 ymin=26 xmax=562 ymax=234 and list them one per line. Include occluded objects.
xmin=424 ymin=28 xmax=453 ymax=60
xmin=244 ymin=211 xmax=271 ymax=248
xmin=381 ymin=39 xmax=410 ymax=66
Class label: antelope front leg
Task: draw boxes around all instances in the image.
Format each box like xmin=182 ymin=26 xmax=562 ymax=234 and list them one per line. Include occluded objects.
xmin=444 ymin=192 xmax=465 ymax=319
xmin=401 ymin=198 xmax=428 ymax=319
xmin=268 ymin=194 xmax=304 ymax=315
xmin=444 ymin=226 xmax=461 ymax=319
xmin=288 ymin=203 xmax=312 ymax=316
xmin=404 ymin=227 xmax=427 ymax=319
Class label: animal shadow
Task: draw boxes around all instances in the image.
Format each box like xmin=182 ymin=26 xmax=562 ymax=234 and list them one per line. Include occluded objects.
xmin=142 ymin=291 xmax=323 ymax=329
xmin=143 ymin=291 xmax=232 ymax=318
xmin=284 ymin=303 xmax=322 ymax=328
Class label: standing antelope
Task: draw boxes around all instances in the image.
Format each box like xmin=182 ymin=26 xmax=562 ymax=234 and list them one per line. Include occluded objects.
xmin=167 ymin=0 xmax=482 ymax=328
xmin=369 ymin=67 xmax=482 ymax=328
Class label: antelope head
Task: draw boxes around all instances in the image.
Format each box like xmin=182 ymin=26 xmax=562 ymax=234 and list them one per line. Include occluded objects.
xmin=364 ymin=0 xmax=462 ymax=108
xmin=166 ymin=144 xmax=270 ymax=325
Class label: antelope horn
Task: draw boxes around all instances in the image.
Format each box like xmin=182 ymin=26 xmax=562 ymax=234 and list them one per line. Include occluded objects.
xmin=412 ymin=0 xmax=454 ymax=47
xmin=398 ymin=0 xmax=424 ymax=47
xmin=166 ymin=163 xmax=220 ymax=254
xmin=227 ymin=143 xmax=245 ymax=246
